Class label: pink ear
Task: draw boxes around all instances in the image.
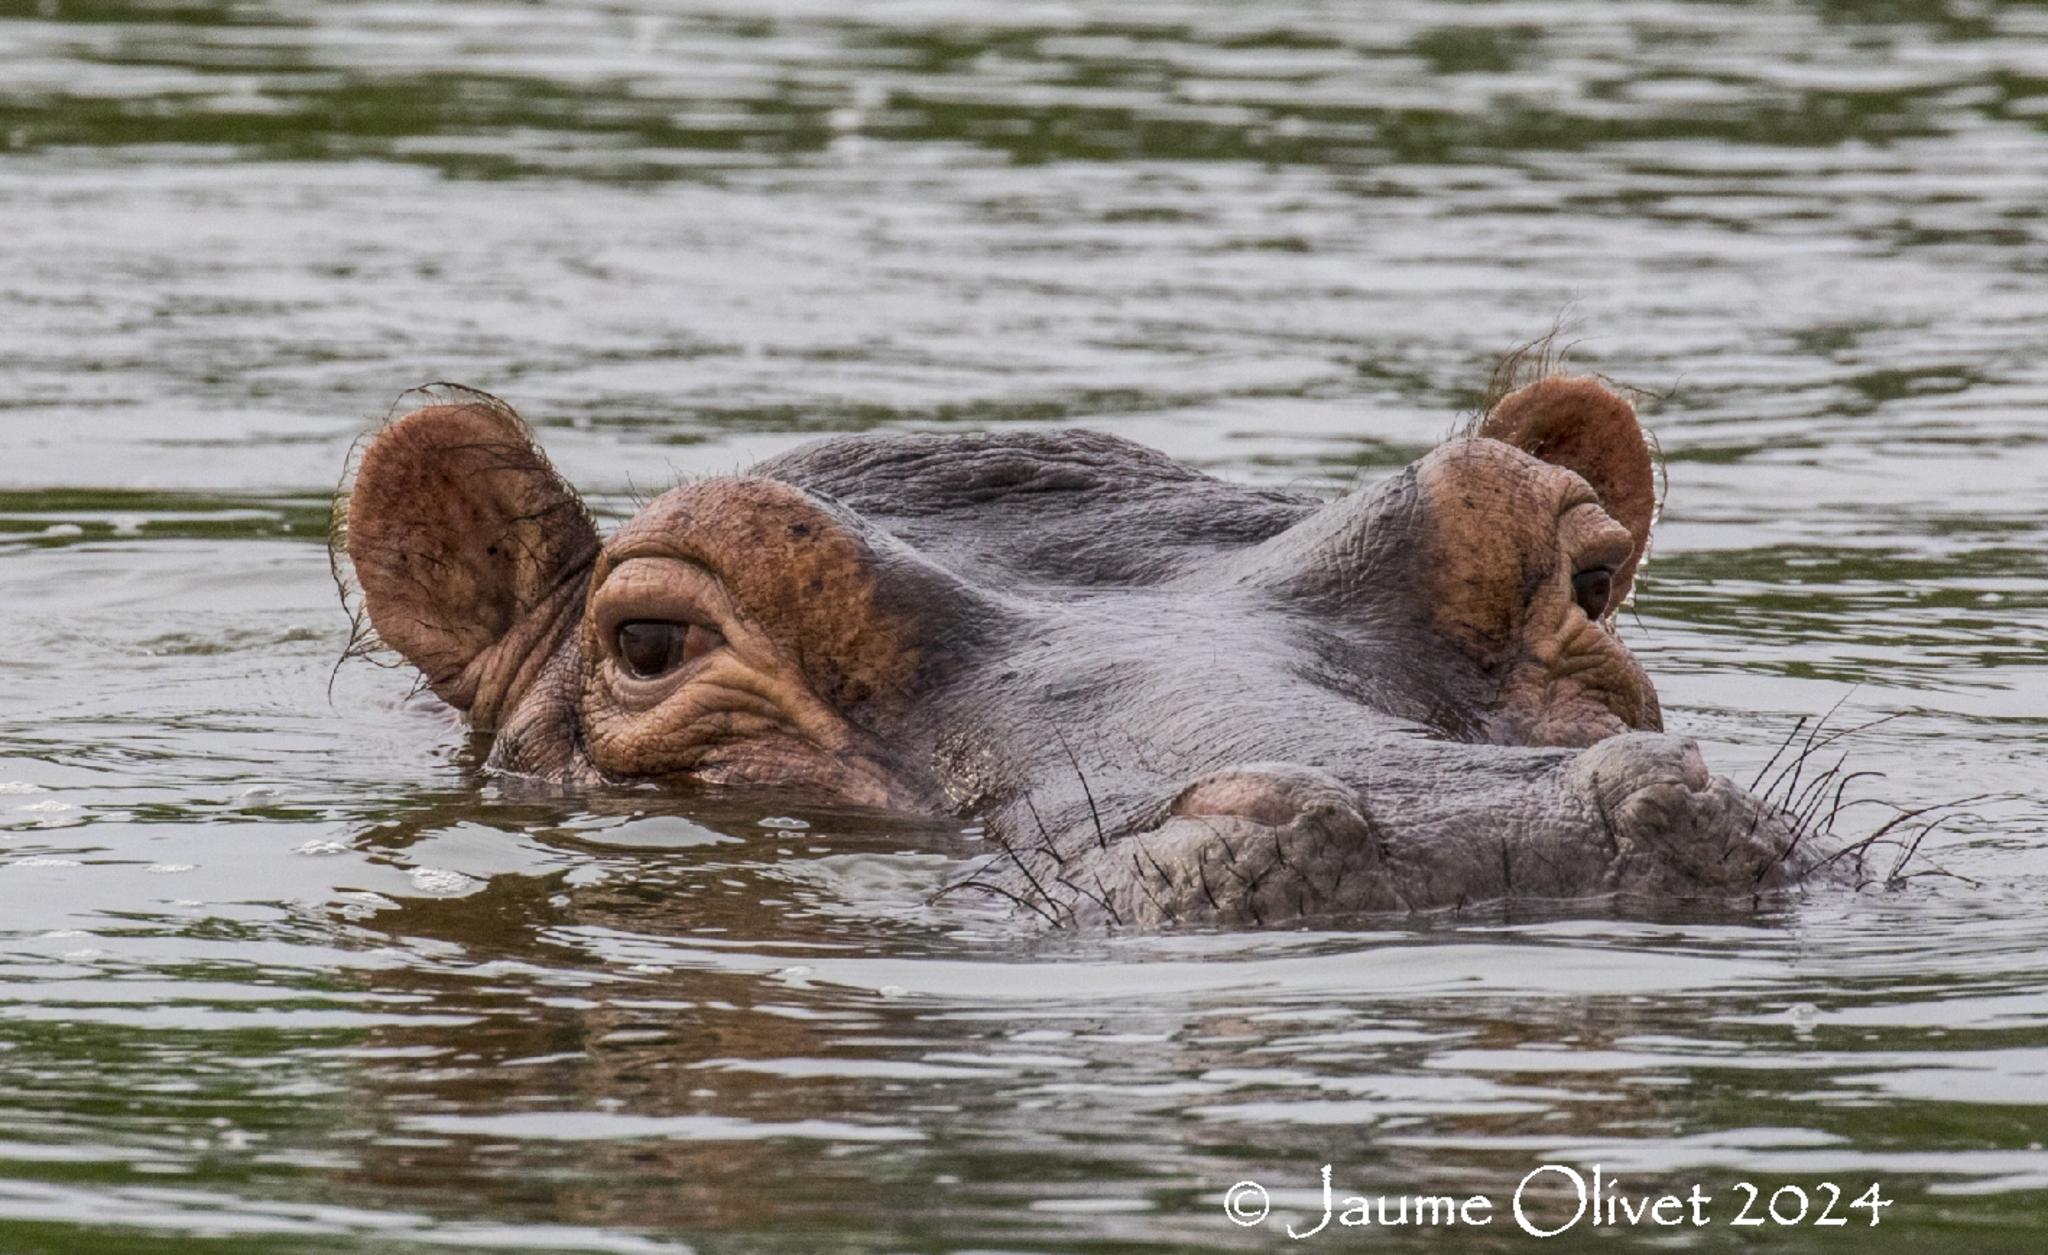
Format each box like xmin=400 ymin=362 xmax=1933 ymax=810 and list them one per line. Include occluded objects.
xmin=340 ymin=397 xmax=597 ymax=726
xmin=1478 ymin=375 xmax=1657 ymax=606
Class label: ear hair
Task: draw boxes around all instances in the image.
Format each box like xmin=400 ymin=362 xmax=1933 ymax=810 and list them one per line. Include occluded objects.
xmin=331 ymin=387 xmax=598 ymax=726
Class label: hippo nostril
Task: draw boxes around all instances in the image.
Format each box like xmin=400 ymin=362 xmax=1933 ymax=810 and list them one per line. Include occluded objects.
xmin=1170 ymin=762 xmax=1357 ymax=829
xmin=1175 ymin=777 xmax=1297 ymax=827
xmin=1567 ymin=732 xmax=1725 ymax=818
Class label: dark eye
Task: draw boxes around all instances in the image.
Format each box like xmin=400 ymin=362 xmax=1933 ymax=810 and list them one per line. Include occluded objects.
xmin=1572 ymin=567 xmax=1615 ymax=621
xmin=614 ymin=620 xmax=722 ymax=679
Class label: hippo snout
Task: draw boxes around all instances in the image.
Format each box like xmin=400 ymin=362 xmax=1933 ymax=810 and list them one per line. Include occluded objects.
xmin=1565 ymin=732 xmax=1813 ymax=898
xmin=1040 ymin=734 xmax=1815 ymax=928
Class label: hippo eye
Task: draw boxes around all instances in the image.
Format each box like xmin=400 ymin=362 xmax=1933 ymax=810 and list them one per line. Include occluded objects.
xmin=615 ymin=620 xmax=722 ymax=679
xmin=1572 ymin=567 xmax=1615 ymax=621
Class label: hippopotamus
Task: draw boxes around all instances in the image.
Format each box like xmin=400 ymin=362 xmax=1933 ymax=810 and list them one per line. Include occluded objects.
xmin=335 ymin=372 xmax=1822 ymax=927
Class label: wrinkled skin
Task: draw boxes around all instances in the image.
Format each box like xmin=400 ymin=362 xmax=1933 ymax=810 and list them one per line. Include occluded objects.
xmin=337 ymin=374 xmax=1821 ymax=927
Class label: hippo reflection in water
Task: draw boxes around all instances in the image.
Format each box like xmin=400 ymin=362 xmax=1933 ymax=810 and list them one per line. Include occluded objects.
xmin=336 ymin=370 xmax=1824 ymax=927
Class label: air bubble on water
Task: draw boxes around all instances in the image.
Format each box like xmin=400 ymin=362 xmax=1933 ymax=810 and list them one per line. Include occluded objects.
xmin=408 ymin=867 xmax=478 ymax=896
xmin=145 ymin=863 xmax=196 ymax=874
xmin=240 ymin=785 xmax=279 ymax=799
xmin=777 ymin=964 xmax=816 ymax=985
xmin=876 ymin=984 xmax=906 ymax=999
xmin=0 ymin=783 xmax=45 ymax=795
xmin=335 ymin=891 xmax=399 ymax=920
xmin=9 ymin=857 xmax=80 ymax=868
xmin=547 ymin=894 xmax=571 ymax=908
xmin=758 ymin=816 xmax=810 ymax=830
xmin=295 ymin=840 xmax=348 ymax=856
xmin=18 ymin=800 xmax=72 ymax=814
xmin=41 ymin=523 xmax=82 ymax=538
xmin=40 ymin=929 xmax=91 ymax=940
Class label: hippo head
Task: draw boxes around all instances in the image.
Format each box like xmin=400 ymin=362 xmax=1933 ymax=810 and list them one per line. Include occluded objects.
xmin=337 ymin=374 xmax=1817 ymax=927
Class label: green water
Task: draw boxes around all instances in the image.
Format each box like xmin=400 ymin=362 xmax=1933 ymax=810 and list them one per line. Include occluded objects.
xmin=1 ymin=1 xmax=2045 ymax=1251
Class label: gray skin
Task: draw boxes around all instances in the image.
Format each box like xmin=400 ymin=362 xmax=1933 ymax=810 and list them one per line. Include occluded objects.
xmin=337 ymin=377 xmax=1821 ymax=929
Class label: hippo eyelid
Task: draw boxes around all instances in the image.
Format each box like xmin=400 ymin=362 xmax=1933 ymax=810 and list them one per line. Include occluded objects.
xmin=1556 ymin=481 xmax=1603 ymax=516
xmin=1559 ymin=501 xmax=1634 ymax=571
xmin=589 ymin=555 xmax=743 ymax=688
xmin=592 ymin=556 xmax=730 ymax=634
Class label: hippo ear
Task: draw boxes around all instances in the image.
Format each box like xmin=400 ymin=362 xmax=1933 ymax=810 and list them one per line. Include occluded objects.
xmin=1477 ymin=375 xmax=1658 ymax=607
xmin=338 ymin=396 xmax=598 ymax=728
